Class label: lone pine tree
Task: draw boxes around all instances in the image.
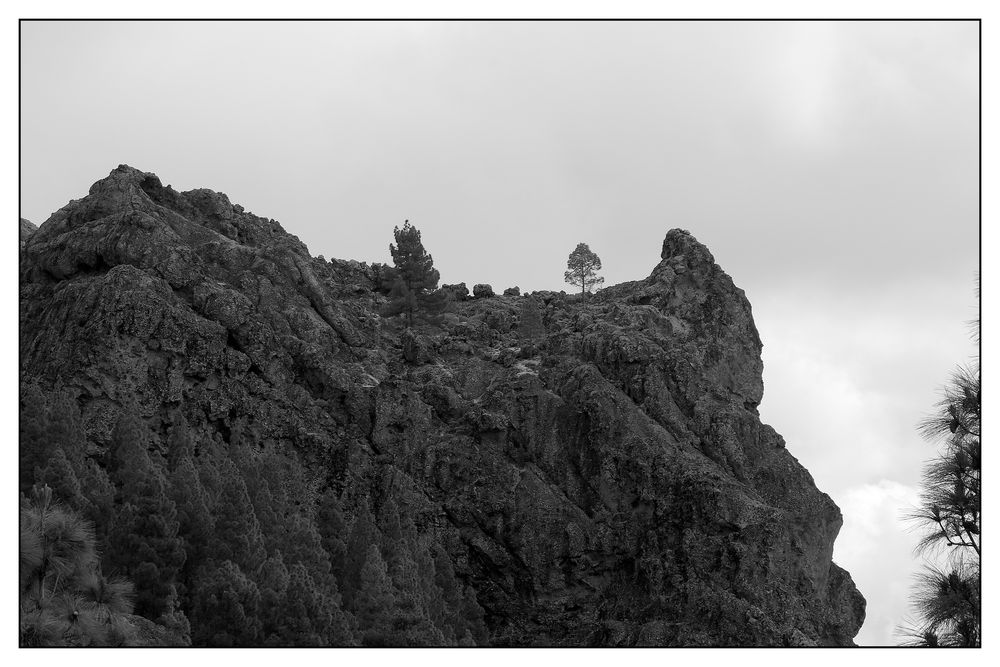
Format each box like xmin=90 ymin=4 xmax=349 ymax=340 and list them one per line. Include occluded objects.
xmin=387 ymin=221 xmax=443 ymax=327
xmin=564 ymin=243 xmax=604 ymax=301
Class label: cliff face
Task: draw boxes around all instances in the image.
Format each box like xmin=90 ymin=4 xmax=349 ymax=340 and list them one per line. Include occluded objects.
xmin=20 ymin=218 xmax=38 ymax=247
xmin=19 ymin=165 xmax=865 ymax=646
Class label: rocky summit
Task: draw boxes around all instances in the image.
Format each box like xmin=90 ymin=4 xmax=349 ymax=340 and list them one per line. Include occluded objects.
xmin=19 ymin=165 xmax=865 ymax=646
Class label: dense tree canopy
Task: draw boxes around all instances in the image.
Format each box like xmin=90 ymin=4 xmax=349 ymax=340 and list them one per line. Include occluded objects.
xmin=18 ymin=384 xmax=488 ymax=647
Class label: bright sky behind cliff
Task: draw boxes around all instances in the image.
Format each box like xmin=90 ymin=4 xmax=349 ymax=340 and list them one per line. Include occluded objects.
xmin=19 ymin=19 xmax=979 ymax=646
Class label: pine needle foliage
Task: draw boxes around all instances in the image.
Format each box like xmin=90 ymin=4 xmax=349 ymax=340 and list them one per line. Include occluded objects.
xmin=900 ymin=282 xmax=980 ymax=647
xmin=19 ymin=485 xmax=138 ymax=647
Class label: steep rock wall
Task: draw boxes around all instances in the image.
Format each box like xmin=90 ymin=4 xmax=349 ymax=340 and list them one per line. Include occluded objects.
xmin=19 ymin=166 xmax=865 ymax=646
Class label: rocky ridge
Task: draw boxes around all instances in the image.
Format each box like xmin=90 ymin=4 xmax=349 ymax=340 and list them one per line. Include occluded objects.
xmin=19 ymin=165 xmax=865 ymax=646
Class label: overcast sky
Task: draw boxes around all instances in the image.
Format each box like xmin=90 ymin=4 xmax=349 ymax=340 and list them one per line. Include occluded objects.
xmin=19 ymin=20 xmax=979 ymax=646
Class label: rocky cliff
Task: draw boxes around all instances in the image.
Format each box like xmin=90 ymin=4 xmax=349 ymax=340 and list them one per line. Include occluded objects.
xmin=20 ymin=217 xmax=37 ymax=248
xmin=19 ymin=165 xmax=865 ymax=646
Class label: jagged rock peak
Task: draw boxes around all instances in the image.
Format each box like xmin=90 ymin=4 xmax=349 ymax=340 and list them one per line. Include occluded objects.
xmin=87 ymin=163 xmax=155 ymax=193
xmin=660 ymin=228 xmax=717 ymax=265
xmin=85 ymin=164 xmax=239 ymax=225
xmin=21 ymin=166 xmax=316 ymax=286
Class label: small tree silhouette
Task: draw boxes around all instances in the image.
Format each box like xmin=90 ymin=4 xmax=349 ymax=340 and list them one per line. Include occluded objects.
xmin=564 ymin=243 xmax=604 ymax=301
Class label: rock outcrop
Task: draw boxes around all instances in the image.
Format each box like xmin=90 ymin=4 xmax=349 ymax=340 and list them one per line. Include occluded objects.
xmin=19 ymin=166 xmax=865 ymax=646
xmin=20 ymin=218 xmax=37 ymax=247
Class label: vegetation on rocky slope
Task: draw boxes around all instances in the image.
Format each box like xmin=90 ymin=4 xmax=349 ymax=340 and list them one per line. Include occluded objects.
xmin=19 ymin=165 xmax=865 ymax=646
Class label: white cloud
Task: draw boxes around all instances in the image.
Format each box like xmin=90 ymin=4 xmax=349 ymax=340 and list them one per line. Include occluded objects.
xmin=757 ymin=278 xmax=977 ymax=496
xmin=833 ymin=479 xmax=921 ymax=646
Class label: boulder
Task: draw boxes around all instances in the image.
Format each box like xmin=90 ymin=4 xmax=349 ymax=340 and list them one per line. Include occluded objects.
xmin=441 ymin=282 xmax=470 ymax=301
